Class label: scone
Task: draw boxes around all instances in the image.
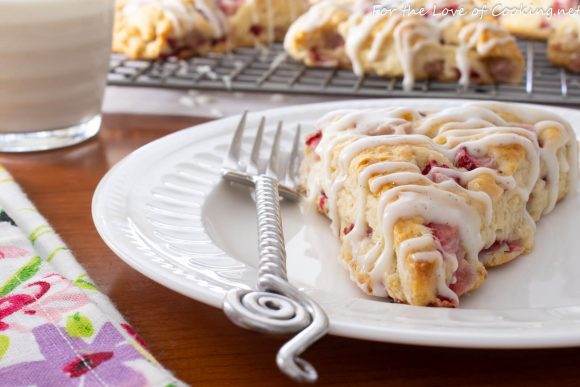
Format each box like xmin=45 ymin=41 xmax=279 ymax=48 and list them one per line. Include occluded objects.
xmin=439 ymin=15 xmax=524 ymax=85
xmin=285 ymin=1 xmax=524 ymax=89
xmin=283 ymin=0 xmax=354 ymax=68
xmin=337 ymin=13 xmax=460 ymax=89
xmin=222 ymin=0 xmax=309 ymax=47
xmin=548 ymin=15 xmax=580 ymax=72
xmin=477 ymin=0 xmax=579 ymax=41
xmin=113 ymin=0 xmax=309 ymax=59
xmin=300 ymin=102 xmax=577 ymax=307
xmin=113 ymin=0 xmax=228 ymax=59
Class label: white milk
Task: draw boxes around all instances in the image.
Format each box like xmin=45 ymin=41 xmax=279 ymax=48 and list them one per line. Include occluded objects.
xmin=0 ymin=0 xmax=114 ymax=133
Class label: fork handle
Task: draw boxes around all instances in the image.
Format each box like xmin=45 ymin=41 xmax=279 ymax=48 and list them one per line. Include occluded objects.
xmin=255 ymin=175 xmax=289 ymax=288
xmin=223 ymin=175 xmax=329 ymax=383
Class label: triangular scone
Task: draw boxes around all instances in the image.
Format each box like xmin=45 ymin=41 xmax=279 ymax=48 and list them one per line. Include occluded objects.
xmin=300 ymin=102 xmax=577 ymax=307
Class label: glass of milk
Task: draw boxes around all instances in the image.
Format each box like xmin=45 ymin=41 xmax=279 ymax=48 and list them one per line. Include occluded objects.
xmin=0 ymin=0 xmax=114 ymax=152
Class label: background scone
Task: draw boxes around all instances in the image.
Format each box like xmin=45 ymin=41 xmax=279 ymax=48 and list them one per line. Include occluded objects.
xmin=300 ymin=102 xmax=577 ymax=307
xmin=476 ymin=0 xmax=579 ymax=41
xmin=440 ymin=15 xmax=524 ymax=85
xmin=113 ymin=0 xmax=228 ymax=59
xmin=285 ymin=1 xmax=524 ymax=89
xmin=548 ymin=15 xmax=580 ymax=72
xmin=284 ymin=0 xmax=354 ymax=68
xmin=337 ymin=14 xmax=459 ymax=89
xmin=113 ymin=0 xmax=309 ymax=59
xmin=225 ymin=0 xmax=309 ymax=47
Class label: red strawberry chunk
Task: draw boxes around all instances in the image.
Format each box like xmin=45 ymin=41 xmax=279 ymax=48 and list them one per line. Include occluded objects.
xmin=323 ymin=32 xmax=345 ymax=49
xmin=305 ymin=130 xmax=322 ymax=149
xmin=470 ymin=70 xmax=481 ymax=82
xmin=481 ymin=240 xmax=522 ymax=256
xmin=428 ymin=223 xmax=476 ymax=297
xmin=507 ymin=240 xmax=523 ymax=252
xmin=308 ymin=48 xmax=322 ymax=64
xmin=449 ymin=256 xmax=475 ymax=296
xmin=454 ymin=147 xmax=491 ymax=171
xmin=343 ymin=223 xmax=354 ymax=235
xmin=249 ymin=24 xmax=263 ymax=36
xmin=366 ymin=225 xmax=373 ymax=237
xmin=318 ymin=191 xmax=328 ymax=212
xmin=422 ymin=160 xmax=449 ymax=175
xmin=428 ymin=223 xmax=460 ymax=255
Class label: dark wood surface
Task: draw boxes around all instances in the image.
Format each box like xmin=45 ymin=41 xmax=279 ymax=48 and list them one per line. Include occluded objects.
xmin=2 ymin=113 xmax=580 ymax=387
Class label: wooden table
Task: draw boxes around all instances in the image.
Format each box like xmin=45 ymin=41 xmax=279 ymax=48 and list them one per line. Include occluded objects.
xmin=2 ymin=113 xmax=580 ymax=386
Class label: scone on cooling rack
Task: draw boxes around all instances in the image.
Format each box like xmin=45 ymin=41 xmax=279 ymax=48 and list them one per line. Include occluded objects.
xmin=283 ymin=0 xmax=354 ymax=68
xmin=113 ymin=0 xmax=228 ymax=59
xmin=226 ymin=0 xmax=310 ymax=47
xmin=300 ymin=102 xmax=577 ymax=307
xmin=113 ymin=0 xmax=309 ymax=59
xmin=438 ymin=15 xmax=524 ymax=84
xmin=336 ymin=14 xmax=460 ymax=88
xmin=284 ymin=0 xmax=524 ymax=89
xmin=482 ymin=0 xmax=554 ymax=41
xmin=477 ymin=0 xmax=579 ymax=41
xmin=548 ymin=15 xmax=580 ymax=72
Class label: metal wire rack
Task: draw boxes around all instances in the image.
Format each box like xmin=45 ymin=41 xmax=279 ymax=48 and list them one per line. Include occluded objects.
xmin=108 ymin=41 xmax=580 ymax=106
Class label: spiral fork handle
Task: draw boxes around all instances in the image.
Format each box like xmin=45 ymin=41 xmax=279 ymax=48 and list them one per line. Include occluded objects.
xmin=223 ymin=175 xmax=329 ymax=383
xmin=254 ymin=175 xmax=289 ymax=287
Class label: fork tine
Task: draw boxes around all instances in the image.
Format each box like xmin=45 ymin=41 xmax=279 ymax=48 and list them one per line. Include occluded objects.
xmin=267 ymin=121 xmax=283 ymax=177
xmin=285 ymin=124 xmax=302 ymax=186
xmin=224 ymin=111 xmax=248 ymax=170
xmin=247 ymin=117 xmax=266 ymax=175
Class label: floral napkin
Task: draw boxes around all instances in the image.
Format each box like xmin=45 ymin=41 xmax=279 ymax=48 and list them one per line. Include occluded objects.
xmin=0 ymin=165 xmax=185 ymax=387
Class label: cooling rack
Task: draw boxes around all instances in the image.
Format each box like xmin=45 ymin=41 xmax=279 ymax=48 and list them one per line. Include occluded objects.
xmin=108 ymin=41 xmax=580 ymax=106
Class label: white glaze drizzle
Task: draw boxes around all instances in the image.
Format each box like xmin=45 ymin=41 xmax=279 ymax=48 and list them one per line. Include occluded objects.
xmin=284 ymin=0 xmax=352 ymax=52
xmin=454 ymin=19 xmax=516 ymax=87
xmin=123 ymin=0 xmax=226 ymax=38
xmin=343 ymin=12 xmax=440 ymax=89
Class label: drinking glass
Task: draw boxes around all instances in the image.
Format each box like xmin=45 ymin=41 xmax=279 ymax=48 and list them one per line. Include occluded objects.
xmin=0 ymin=0 xmax=114 ymax=152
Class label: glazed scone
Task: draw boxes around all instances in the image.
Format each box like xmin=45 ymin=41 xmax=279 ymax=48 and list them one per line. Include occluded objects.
xmin=222 ymin=0 xmax=309 ymax=47
xmin=440 ymin=16 xmax=524 ymax=85
xmin=113 ymin=0 xmax=228 ymax=59
xmin=285 ymin=0 xmax=524 ymax=89
xmin=113 ymin=0 xmax=309 ymax=59
xmin=300 ymin=102 xmax=577 ymax=307
xmin=491 ymin=0 xmax=553 ymax=41
xmin=338 ymin=14 xmax=460 ymax=89
xmin=548 ymin=15 xmax=580 ymax=72
xmin=477 ymin=0 xmax=579 ymax=41
xmin=283 ymin=0 xmax=354 ymax=68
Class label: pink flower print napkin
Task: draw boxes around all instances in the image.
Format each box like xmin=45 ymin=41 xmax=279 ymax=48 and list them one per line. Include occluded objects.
xmin=0 ymin=165 xmax=185 ymax=387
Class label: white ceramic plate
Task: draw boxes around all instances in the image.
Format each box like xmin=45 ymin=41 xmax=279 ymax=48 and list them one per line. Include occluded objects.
xmin=92 ymin=99 xmax=580 ymax=349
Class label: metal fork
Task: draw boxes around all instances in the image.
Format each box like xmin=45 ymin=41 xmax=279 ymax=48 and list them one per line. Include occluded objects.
xmin=221 ymin=112 xmax=329 ymax=383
